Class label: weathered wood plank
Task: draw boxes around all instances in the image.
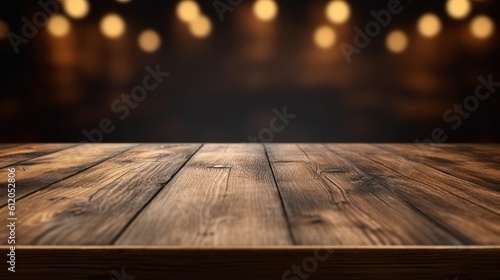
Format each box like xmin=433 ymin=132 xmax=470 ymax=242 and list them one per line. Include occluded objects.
xmin=2 ymin=246 xmax=499 ymax=280
xmin=265 ymin=144 xmax=461 ymax=246
xmin=434 ymin=143 xmax=500 ymax=164
xmin=365 ymin=144 xmax=500 ymax=214
xmin=0 ymin=144 xmax=137 ymax=207
xmin=0 ymin=144 xmax=202 ymax=245
xmin=116 ymin=144 xmax=292 ymax=246
xmin=326 ymin=144 xmax=500 ymax=245
xmin=375 ymin=144 xmax=500 ymax=192
xmin=0 ymin=143 xmax=75 ymax=169
xmin=1 ymin=143 xmax=499 ymax=250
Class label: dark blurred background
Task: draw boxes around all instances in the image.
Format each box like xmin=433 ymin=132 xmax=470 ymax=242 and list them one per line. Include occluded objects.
xmin=0 ymin=0 xmax=498 ymax=143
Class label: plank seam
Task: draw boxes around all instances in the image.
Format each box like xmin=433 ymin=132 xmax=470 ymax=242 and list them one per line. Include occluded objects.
xmin=322 ymin=144 xmax=472 ymax=245
xmin=373 ymin=144 xmax=500 ymax=216
xmin=109 ymin=144 xmax=204 ymax=245
xmin=0 ymin=144 xmax=140 ymax=208
xmin=264 ymin=144 xmax=298 ymax=245
xmin=0 ymin=143 xmax=80 ymax=169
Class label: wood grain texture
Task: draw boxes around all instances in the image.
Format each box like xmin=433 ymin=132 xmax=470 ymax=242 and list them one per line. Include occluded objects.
xmin=0 ymin=143 xmax=75 ymax=169
xmin=0 ymin=144 xmax=23 ymax=152
xmin=375 ymin=144 xmax=500 ymax=192
xmin=434 ymin=143 xmax=500 ymax=164
xmin=0 ymin=143 xmax=136 ymax=207
xmin=364 ymin=144 xmax=500 ymax=215
xmin=265 ymin=144 xmax=461 ymax=245
xmin=1 ymin=246 xmax=499 ymax=280
xmin=116 ymin=144 xmax=293 ymax=246
xmin=326 ymin=144 xmax=500 ymax=245
xmin=0 ymin=144 xmax=201 ymax=245
xmin=0 ymin=143 xmax=499 ymax=278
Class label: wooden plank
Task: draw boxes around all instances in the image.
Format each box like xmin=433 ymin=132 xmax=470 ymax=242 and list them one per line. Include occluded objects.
xmin=0 ymin=143 xmax=23 ymax=149
xmin=375 ymin=144 xmax=500 ymax=192
xmin=116 ymin=144 xmax=292 ymax=246
xmin=265 ymin=144 xmax=461 ymax=246
xmin=0 ymin=144 xmax=201 ymax=245
xmin=326 ymin=144 xmax=500 ymax=245
xmin=365 ymin=144 xmax=500 ymax=214
xmin=2 ymin=246 xmax=500 ymax=280
xmin=0 ymin=143 xmax=75 ymax=168
xmin=434 ymin=143 xmax=500 ymax=164
xmin=0 ymin=144 xmax=137 ymax=207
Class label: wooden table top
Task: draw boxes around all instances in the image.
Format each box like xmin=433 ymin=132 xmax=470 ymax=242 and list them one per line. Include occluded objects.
xmin=1 ymin=143 xmax=499 ymax=279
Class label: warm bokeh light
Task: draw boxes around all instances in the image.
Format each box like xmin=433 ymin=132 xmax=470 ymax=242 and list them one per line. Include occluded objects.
xmin=100 ymin=13 xmax=126 ymax=39
xmin=386 ymin=30 xmax=408 ymax=53
xmin=176 ymin=0 xmax=201 ymax=23
xmin=253 ymin=0 xmax=278 ymax=22
xmin=446 ymin=0 xmax=471 ymax=19
xmin=314 ymin=26 xmax=336 ymax=49
xmin=326 ymin=0 xmax=351 ymax=24
xmin=470 ymin=15 xmax=494 ymax=39
xmin=0 ymin=20 xmax=9 ymax=40
xmin=63 ymin=0 xmax=90 ymax=19
xmin=189 ymin=15 xmax=212 ymax=38
xmin=138 ymin=29 xmax=161 ymax=53
xmin=47 ymin=15 xmax=71 ymax=37
xmin=417 ymin=13 xmax=442 ymax=38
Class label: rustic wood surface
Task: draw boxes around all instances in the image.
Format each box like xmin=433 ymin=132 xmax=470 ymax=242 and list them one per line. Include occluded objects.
xmin=116 ymin=144 xmax=293 ymax=246
xmin=0 ymin=143 xmax=499 ymax=279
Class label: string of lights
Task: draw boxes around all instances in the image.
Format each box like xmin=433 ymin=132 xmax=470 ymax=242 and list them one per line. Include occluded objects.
xmin=0 ymin=0 xmax=495 ymax=54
